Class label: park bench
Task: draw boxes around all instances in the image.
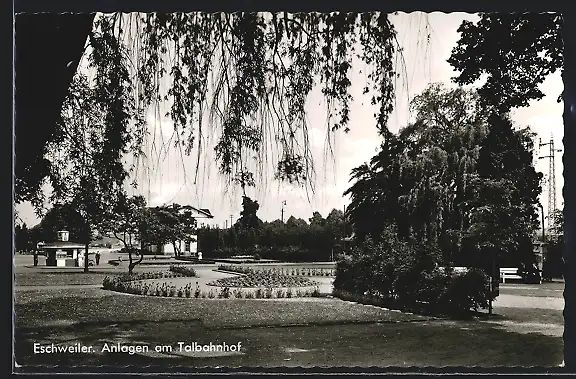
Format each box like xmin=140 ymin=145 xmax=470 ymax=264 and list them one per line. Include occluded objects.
xmin=500 ymin=267 xmax=523 ymax=283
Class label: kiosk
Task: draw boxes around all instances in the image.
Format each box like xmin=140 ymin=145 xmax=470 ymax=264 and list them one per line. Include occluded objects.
xmin=40 ymin=231 xmax=85 ymax=267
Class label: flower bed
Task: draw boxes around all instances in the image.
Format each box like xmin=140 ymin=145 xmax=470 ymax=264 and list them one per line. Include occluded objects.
xmin=208 ymin=270 xmax=319 ymax=288
xmin=218 ymin=264 xmax=335 ymax=277
xmin=102 ymin=275 xmax=321 ymax=299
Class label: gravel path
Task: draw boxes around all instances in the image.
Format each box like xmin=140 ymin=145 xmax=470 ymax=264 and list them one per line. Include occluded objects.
xmin=493 ymin=294 xmax=564 ymax=310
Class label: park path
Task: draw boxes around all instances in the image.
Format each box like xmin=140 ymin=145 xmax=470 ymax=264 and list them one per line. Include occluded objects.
xmin=493 ymin=294 xmax=564 ymax=310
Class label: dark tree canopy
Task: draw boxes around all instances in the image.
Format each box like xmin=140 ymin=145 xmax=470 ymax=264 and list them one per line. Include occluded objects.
xmin=36 ymin=203 xmax=88 ymax=243
xmin=15 ymin=14 xmax=96 ymax=208
xmin=236 ymin=196 xmax=264 ymax=231
xmin=345 ymin=84 xmax=542 ymax=269
xmin=463 ymin=114 xmax=542 ymax=269
xmin=15 ymin=223 xmax=30 ymax=252
xmin=448 ymin=13 xmax=562 ymax=113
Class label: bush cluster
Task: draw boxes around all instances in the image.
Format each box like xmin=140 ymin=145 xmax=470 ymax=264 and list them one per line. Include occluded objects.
xmin=169 ymin=264 xmax=197 ymax=277
xmin=332 ymin=235 xmax=492 ymax=318
xmin=113 ymin=271 xmax=185 ymax=282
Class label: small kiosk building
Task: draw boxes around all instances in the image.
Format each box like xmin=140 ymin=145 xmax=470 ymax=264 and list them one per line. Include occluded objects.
xmin=41 ymin=231 xmax=85 ymax=267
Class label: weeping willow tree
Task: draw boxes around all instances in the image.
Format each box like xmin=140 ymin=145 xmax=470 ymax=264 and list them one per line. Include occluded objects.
xmin=346 ymin=84 xmax=494 ymax=263
xmin=345 ymin=83 xmax=542 ymax=268
xmin=32 ymin=11 xmax=410 ymax=217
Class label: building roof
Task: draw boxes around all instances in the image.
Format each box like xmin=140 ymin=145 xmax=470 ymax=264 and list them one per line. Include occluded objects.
xmin=41 ymin=241 xmax=85 ymax=249
xmin=146 ymin=204 xmax=214 ymax=219
xmin=192 ymin=207 xmax=214 ymax=219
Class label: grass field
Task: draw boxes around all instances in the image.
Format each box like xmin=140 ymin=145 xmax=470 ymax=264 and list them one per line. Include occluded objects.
xmin=13 ymin=265 xmax=566 ymax=369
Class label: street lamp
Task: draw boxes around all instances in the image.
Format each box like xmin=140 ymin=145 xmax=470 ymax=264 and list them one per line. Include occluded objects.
xmin=281 ymin=200 xmax=287 ymax=223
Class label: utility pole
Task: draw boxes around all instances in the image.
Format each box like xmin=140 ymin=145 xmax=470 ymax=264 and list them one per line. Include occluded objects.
xmin=343 ymin=204 xmax=347 ymax=237
xmin=538 ymin=203 xmax=546 ymax=242
xmin=539 ymin=135 xmax=562 ymax=227
xmin=225 ymin=220 xmax=228 ymax=229
xmin=281 ymin=200 xmax=286 ymax=223
xmin=229 ymin=214 xmax=233 ymax=228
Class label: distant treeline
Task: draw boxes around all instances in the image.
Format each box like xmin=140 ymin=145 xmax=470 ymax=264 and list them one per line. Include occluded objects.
xmin=197 ymin=209 xmax=347 ymax=262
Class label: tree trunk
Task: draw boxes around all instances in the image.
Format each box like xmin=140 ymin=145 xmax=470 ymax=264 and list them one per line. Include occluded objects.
xmin=172 ymin=241 xmax=179 ymax=257
xmin=83 ymin=242 xmax=89 ymax=273
xmin=128 ymin=248 xmax=134 ymax=274
xmin=128 ymin=248 xmax=144 ymax=274
xmin=84 ymin=218 xmax=90 ymax=273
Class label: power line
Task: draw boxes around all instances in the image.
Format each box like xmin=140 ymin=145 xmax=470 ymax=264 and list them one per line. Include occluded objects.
xmin=539 ymin=134 xmax=562 ymax=225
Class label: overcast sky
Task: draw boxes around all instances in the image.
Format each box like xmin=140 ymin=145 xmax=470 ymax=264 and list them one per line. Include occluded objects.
xmin=15 ymin=12 xmax=564 ymax=229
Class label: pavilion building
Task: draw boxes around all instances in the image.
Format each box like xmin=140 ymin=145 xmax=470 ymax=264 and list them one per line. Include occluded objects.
xmin=39 ymin=230 xmax=86 ymax=267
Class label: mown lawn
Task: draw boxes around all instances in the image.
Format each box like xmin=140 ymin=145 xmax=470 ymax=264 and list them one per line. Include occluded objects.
xmin=15 ymin=272 xmax=114 ymax=286
xmin=15 ymin=288 xmax=426 ymax=328
xmin=14 ymin=287 xmax=564 ymax=369
xmin=14 ymin=265 xmax=178 ymax=286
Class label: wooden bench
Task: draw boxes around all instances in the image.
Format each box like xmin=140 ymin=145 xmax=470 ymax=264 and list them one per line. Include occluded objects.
xmin=500 ymin=268 xmax=523 ymax=283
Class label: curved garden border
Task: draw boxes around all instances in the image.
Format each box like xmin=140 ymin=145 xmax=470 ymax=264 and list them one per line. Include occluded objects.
xmin=102 ymin=265 xmax=322 ymax=299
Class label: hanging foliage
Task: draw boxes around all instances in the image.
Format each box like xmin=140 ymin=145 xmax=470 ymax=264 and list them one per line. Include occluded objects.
xmin=70 ymin=12 xmax=402 ymax=198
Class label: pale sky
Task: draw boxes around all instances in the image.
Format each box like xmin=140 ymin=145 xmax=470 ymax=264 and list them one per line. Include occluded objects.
xmin=15 ymin=12 xmax=564 ymax=229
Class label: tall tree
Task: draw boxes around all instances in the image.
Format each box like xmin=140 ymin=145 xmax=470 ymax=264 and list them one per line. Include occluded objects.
xmin=345 ymin=84 xmax=489 ymax=254
xmin=45 ymin=74 xmax=131 ymax=272
xmin=15 ymin=223 xmax=30 ymax=252
xmin=448 ymin=13 xmax=562 ymax=113
xmin=464 ymin=114 xmax=542 ymax=271
xmin=235 ymin=196 xmax=264 ymax=249
xmin=345 ymin=84 xmax=541 ymax=270
xmin=309 ymin=211 xmax=326 ymax=227
xmin=101 ymin=194 xmax=148 ymax=273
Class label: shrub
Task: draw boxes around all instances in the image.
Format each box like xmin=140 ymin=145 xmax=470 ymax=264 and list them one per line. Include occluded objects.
xmin=169 ymin=265 xmax=197 ymax=277
xmin=265 ymin=287 xmax=273 ymax=299
xmin=311 ymin=286 xmax=321 ymax=297
xmin=218 ymin=287 xmax=231 ymax=299
xmin=185 ymin=284 xmax=191 ymax=298
xmin=276 ymin=288 xmax=285 ymax=298
xmin=331 ymin=226 xmax=493 ymax=317
xmin=439 ymin=268 xmax=491 ymax=316
xmin=255 ymin=288 xmax=264 ymax=298
xmin=286 ymin=288 xmax=293 ymax=298
xmin=245 ymin=290 xmax=255 ymax=299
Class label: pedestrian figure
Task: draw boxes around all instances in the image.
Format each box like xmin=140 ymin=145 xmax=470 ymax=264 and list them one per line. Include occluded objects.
xmin=95 ymin=252 xmax=101 ymax=265
xmin=33 ymin=252 xmax=38 ymax=266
